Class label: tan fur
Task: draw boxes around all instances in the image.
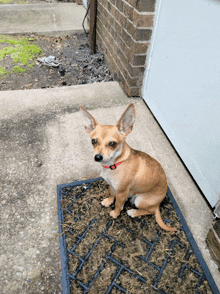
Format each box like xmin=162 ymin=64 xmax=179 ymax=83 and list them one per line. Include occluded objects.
xmin=80 ymin=104 xmax=177 ymax=232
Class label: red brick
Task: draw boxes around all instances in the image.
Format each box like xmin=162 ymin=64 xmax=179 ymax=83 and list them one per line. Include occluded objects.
xmin=132 ymin=54 xmax=146 ymax=66
xmin=102 ymin=5 xmax=108 ymax=18
xmin=98 ymin=13 xmax=105 ymax=26
xmin=126 ymin=62 xmax=145 ymax=77
xmin=134 ymin=28 xmax=152 ymax=41
xmin=126 ymin=0 xmax=137 ymax=7
xmin=102 ymin=0 xmax=108 ymax=8
xmin=114 ymin=6 xmax=120 ymax=18
xmin=130 ymin=39 xmax=150 ymax=54
xmin=115 ymin=20 xmax=122 ymax=35
xmin=122 ymin=65 xmax=144 ymax=87
xmin=122 ymin=42 xmax=134 ymax=61
xmin=117 ymin=10 xmax=127 ymax=27
xmin=107 ymin=11 xmax=115 ymax=24
xmin=124 ymin=2 xmax=134 ymax=21
xmin=98 ymin=3 xmax=104 ymax=14
xmin=96 ymin=0 xmax=150 ymax=97
xmin=126 ymin=19 xmax=136 ymax=36
xmin=136 ymin=0 xmax=156 ymax=12
xmin=116 ymin=46 xmax=128 ymax=66
xmin=121 ymin=28 xmax=132 ymax=46
xmin=107 ymin=0 xmax=115 ymax=13
xmin=133 ymin=10 xmax=154 ymax=27
xmin=105 ymin=19 xmax=110 ymax=30
xmin=124 ymin=83 xmax=142 ymax=96
xmin=109 ymin=25 xmax=116 ymax=38
xmin=116 ymin=0 xmax=124 ymax=13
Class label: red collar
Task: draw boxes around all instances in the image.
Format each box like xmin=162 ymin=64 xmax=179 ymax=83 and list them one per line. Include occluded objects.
xmin=102 ymin=161 xmax=123 ymax=170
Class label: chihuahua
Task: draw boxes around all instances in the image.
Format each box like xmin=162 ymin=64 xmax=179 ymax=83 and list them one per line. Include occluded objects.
xmin=80 ymin=103 xmax=176 ymax=232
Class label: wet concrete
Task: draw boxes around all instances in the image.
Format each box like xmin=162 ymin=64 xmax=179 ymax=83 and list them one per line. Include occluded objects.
xmin=0 ymin=83 xmax=220 ymax=292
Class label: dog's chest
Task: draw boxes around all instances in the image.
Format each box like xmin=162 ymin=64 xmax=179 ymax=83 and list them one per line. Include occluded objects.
xmin=101 ymin=168 xmax=120 ymax=191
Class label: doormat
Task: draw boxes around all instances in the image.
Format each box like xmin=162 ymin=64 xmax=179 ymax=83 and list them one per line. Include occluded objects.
xmin=57 ymin=178 xmax=219 ymax=294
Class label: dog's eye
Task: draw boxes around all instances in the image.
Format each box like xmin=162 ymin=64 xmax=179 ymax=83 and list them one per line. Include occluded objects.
xmin=91 ymin=139 xmax=98 ymax=146
xmin=109 ymin=141 xmax=117 ymax=148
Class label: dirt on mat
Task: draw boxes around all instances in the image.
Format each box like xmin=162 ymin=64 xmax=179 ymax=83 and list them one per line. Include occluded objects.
xmin=0 ymin=33 xmax=113 ymax=91
xmin=61 ymin=179 xmax=212 ymax=294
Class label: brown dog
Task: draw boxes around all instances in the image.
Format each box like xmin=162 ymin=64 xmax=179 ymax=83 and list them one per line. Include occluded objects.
xmin=80 ymin=103 xmax=176 ymax=232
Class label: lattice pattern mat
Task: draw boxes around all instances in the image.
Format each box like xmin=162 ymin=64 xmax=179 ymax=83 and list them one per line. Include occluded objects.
xmin=57 ymin=178 xmax=219 ymax=294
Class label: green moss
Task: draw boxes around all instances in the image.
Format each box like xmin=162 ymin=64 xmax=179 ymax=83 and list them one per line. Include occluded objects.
xmin=0 ymin=0 xmax=26 ymax=3
xmin=13 ymin=66 xmax=26 ymax=73
xmin=0 ymin=0 xmax=12 ymax=3
xmin=27 ymin=62 xmax=35 ymax=68
xmin=0 ymin=35 xmax=42 ymax=75
xmin=0 ymin=66 xmax=7 ymax=75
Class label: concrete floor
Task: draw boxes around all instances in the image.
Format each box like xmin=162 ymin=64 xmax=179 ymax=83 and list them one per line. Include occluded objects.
xmin=0 ymin=82 xmax=219 ymax=292
xmin=0 ymin=2 xmax=219 ymax=292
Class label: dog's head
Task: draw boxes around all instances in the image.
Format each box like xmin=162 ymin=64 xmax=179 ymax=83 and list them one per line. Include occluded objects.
xmin=80 ymin=103 xmax=135 ymax=165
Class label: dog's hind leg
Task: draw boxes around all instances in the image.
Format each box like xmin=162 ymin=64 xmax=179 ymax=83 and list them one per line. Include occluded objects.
xmin=127 ymin=194 xmax=156 ymax=217
xmin=127 ymin=194 xmax=177 ymax=232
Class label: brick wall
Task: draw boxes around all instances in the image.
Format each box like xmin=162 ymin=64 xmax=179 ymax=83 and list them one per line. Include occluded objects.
xmin=96 ymin=0 xmax=156 ymax=96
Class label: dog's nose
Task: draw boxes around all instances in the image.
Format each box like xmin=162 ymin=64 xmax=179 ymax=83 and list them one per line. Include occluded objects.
xmin=94 ymin=154 xmax=103 ymax=162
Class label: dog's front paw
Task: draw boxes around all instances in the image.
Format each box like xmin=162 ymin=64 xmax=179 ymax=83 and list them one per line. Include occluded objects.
xmin=101 ymin=197 xmax=114 ymax=207
xmin=110 ymin=209 xmax=120 ymax=219
xmin=127 ymin=209 xmax=137 ymax=218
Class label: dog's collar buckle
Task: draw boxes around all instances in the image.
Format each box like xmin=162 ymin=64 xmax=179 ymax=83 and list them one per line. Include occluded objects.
xmin=102 ymin=161 xmax=123 ymax=170
xmin=109 ymin=164 xmax=117 ymax=170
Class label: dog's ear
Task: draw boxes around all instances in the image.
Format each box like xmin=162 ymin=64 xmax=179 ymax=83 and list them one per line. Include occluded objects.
xmin=80 ymin=105 xmax=99 ymax=133
xmin=116 ymin=103 xmax=135 ymax=136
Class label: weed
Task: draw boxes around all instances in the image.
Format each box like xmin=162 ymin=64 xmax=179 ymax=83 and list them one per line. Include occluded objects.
xmin=0 ymin=66 xmax=7 ymax=75
xmin=27 ymin=62 xmax=35 ymax=68
xmin=0 ymin=0 xmax=11 ymax=3
xmin=0 ymin=35 xmax=42 ymax=75
xmin=13 ymin=66 xmax=26 ymax=73
xmin=0 ymin=0 xmax=26 ymax=3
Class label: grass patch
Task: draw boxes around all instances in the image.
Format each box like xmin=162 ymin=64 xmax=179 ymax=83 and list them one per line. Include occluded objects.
xmin=0 ymin=35 xmax=42 ymax=76
xmin=0 ymin=0 xmax=13 ymax=3
xmin=0 ymin=0 xmax=26 ymax=3
xmin=13 ymin=66 xmax=26 ymax=73
xmin=0 ymin=66 xmax=7 ymax=75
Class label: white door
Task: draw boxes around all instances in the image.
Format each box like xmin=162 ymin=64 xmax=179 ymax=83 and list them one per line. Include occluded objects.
xmin=83 ymin=0 xmax=87 ymax=8
xmin=143 ymin=0 xmax=220 ymax=211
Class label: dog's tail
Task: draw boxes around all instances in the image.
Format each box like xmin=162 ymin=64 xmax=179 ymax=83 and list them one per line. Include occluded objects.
xmin=155 ymin=207 xmax=177 ymax=232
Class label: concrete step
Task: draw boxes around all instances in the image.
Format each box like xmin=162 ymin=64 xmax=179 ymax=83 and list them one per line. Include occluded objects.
xmin=0 ymin=3 xmax=88 ymax=36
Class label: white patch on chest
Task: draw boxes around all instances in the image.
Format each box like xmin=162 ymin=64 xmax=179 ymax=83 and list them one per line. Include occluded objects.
xmin=101 ymin=166 xmax=135 ymax=202
xmin=101 ymin=168 xmax=120 ymax=192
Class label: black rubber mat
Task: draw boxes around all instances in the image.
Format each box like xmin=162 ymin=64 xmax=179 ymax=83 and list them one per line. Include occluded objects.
xmin=57 ymin=177 xmax=219 ymax=294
